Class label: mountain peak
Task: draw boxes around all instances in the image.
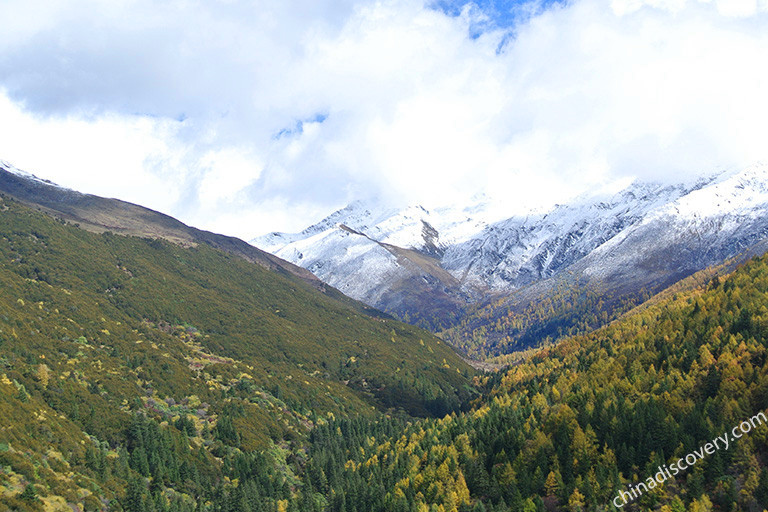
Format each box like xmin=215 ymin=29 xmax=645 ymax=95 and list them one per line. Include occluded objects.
xmin=253 ymin=164 xmax=768 ymax=335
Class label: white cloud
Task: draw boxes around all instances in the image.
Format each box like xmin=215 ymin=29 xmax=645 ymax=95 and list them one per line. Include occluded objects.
xmin=198 ymin=148 xmax=263 ymax=209
xmin=0 ymin=93 xmax=187 ymax=212
xmin=0 ymin=0 xmax=767 ymax=238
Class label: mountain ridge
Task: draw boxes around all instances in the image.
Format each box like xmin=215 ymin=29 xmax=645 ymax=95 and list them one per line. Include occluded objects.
xmin=5 ymin=157 xmax=768 ymax=511
xmin=0 ymin=161 xmax=388 ymax=314
xmin=254 ymin=163 xmax=768 ymax=353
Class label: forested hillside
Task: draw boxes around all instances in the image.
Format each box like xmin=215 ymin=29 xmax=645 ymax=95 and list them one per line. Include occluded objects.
xmin=291 ymin=254 xmax=768 ymax=511
xmin=0 ymin=194 xmax=473 ymax=511
xmin=440 ymin=280 xmax=650 ymax=359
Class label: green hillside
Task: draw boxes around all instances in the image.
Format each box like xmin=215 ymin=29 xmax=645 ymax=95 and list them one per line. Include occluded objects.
xmin=268 ymin=254 xmax=768 ymax=511
xmin=0 ymin=193 xmax=474 ymax=511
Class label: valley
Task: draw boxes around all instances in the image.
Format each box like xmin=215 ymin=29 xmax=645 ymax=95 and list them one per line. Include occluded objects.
xmin=2 ymin=1 xmax=766 ymax=510
xmin=3 ymin=162 xmax=768 ymax=511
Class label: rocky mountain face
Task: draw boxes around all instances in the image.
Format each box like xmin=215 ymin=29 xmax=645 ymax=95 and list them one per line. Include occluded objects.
xmin=254 ymin=164 xmax=768 ymax=349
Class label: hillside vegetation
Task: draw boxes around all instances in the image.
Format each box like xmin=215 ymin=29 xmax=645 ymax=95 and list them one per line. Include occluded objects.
xmin=251 ymin=255 xmax=768 ymax=511
xmin=303 ymin=254 xmax=768 ymax=511
xmin=442 ymin=244 xmax=763 ymax=360
xmin=0 ymin=194 xmax=473 ymax=511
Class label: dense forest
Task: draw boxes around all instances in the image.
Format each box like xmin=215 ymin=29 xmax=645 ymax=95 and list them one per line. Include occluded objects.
xmin=440 ymin=281 xmax=652 ymax=358
xmin=291 ymin=254 xmax=768 ymax=511
xmin=3 ymin=192 xmax=768 ymax=511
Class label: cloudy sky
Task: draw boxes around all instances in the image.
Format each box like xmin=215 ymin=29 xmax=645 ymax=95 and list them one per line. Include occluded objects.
xmin=1 ymin=0 xmax=767 ymax=239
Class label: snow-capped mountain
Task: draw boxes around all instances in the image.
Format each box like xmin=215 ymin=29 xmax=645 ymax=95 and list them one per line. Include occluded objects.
xmin=258 ymin=196 xmax=501 ymax=257
xmin=440 ymin=174 xmax=724 ymax=291
xmin=574 ymin=164 xmax=768 ymax=289
xmin=253 ymin=164 xmax=768 ymax=332
xmin=253 ymin=197 xmax=505 ymax=325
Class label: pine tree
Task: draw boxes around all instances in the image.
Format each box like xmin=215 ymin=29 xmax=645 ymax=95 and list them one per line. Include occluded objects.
xmin=124 ymin=476 xmax=147 ymax=512
xmin=18 ymin=484 xmax=38 ymax=502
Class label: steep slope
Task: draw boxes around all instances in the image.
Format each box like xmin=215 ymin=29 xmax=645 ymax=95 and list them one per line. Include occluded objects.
xmin=441 ymin=179 xmax=709 ymax=291
xmin=0 ymin=161 xmax=333 ymax=296
xmin=256 ymin=252 xmax=768 ymax=512
xmin=0 ymin=168 xmax=474 ymax=510
xmin=578 ymin=164 xmax=768 ymax=290
xmin=255 ymin=199 xmax=500 ymax=329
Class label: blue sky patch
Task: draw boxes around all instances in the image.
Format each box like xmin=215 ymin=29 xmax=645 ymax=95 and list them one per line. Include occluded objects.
xmin=429 ymin=0 xmax=565 ymax=41
xmin=274 ymin=112 xmax=329 ymax=140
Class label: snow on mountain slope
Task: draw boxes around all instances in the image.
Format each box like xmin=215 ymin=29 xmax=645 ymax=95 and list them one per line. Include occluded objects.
xmin=252 ymin=197 xmax=504 ymax=325
xmin=258 ymin=196 xmax=501 ymax=255
xmin=441 ymin=177 xmax=718 ymax=291
xmin=0 ymin=160 xmax=64 ymax=187
xmin=255 ymin=202 xmax=434 ymax=305
xmin=655 ymin=163 xmax=768 ymax=219
xmin=268 ymin=224 xmax=408 ymax=305
xmin=578 ymin=163 xmax=768 ymax=287
xmin=253 ymin=164 xmax=768 ymax=333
